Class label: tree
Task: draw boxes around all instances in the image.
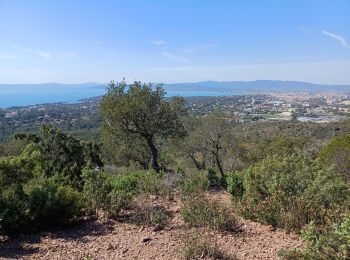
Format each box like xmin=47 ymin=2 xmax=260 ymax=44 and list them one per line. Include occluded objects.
xmin=201 ymin=111 xmax=233 ymax=179
xmin=320 ymin=134 xmax=350 ymax=181
xmin=100 ymin=80 xmax=186 ymax=172
xmin=176 ymin=117 xmax=209 ymax=171
xmin=180 ymin=111 xmax=235 ymax=179
xmin=102 ymin=129 xmax=151 ymax=169
xmin=15 ymin=125 xmax=103 ymax=188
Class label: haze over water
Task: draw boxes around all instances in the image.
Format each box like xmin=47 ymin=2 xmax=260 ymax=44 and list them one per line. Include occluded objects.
xmin=0 ymin=85 xmax=230 ymax=108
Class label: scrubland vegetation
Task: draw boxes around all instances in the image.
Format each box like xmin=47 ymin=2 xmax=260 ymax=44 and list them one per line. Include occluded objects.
xmin=1 ymin=81 xmax=350 ymax=259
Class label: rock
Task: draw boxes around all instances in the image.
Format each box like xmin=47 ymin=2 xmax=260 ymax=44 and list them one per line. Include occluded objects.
xmin=106 ymin=243 xmax=113 ymax=250
xmin=142 ymin=236 xmax=152 ymax=243
xmin=122 ymin=248 xmax=129 ymax=254
xmin=153 ymin=224 xmax=163 ymax=232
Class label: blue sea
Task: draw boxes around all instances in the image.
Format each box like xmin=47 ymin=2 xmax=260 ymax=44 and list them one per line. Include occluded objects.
xmin=0 ymin=84 xmax=232 ymax=108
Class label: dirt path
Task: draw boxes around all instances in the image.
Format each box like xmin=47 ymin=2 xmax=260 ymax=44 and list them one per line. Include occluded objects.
xmin=0 ymin=192 xmax=303 ymax=260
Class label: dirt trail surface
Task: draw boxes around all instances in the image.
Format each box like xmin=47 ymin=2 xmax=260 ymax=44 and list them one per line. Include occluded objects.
xmin=0 ymin=192 xmax=303 ymax=260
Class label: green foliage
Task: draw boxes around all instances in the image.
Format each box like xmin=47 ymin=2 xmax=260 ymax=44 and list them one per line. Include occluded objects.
xmin=256 ymin=136 xmax=314 ymax=160
xmin=0 ymin=137 xmax=30 ymax=157
xmin=181 ymin=195 xmax=238 ymax=232
xmin=16 ymin=125 xmax=103 ymax=189
xmin=137 ymin=171 xmax=167 ymax=196
xmin=26 ymin=180 xmax=83 ymax=230
xmin=101 ymin=80 xmax=186 ymax=172
xmin=82 ymin=170 xmax=166 ymax=217
xmin=132 ymin=196 xmax=171 ymax=229
xmin=179 ymin=171 xmax=209 ymax=196
xmin=111 ymin=170 xmax=167 ymax=195
xmin=227 ymin=154 xmax=350 ymax=232
xmin=107 ymin=189 xmax=133 ymax=215
xmin=180 ymin=234 xmax=236 ymax=260
xmin=82 ymin=168 xmax=112 ymax=216
xmin=0 ymin=156 xmax=35 ymax=188
xmin=82 ymin=169 xmax=133 ymax=217
xmin=179 ymin=112 xmax=235 ymax=177
xmin=0 ymin=177 xmax=83 ymax=235
xmin=320 ymin=134 xmax=350 ymax=180
xmin=0 ymin=156 xmax=35 ymax=234
xmin=207 ymin=169 xmax=220 ymax=189
xmin=280 ymin=215 xmax=350 ymax=259
xmin=226 ymin=171 xmax=244 ymax=198
xmin=0 ymin=187 xmax=28 ymax=235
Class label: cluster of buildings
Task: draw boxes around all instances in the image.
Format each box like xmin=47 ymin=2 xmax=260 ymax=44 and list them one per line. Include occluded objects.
xmin=1 ymin=92 xmax=349 ymax=141
xmin=186 ymin=92 xmax=350 ymax=123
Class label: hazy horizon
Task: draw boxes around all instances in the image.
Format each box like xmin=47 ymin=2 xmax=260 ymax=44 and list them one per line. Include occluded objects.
xmin=0 ymin=0 xmax=349 ymax=85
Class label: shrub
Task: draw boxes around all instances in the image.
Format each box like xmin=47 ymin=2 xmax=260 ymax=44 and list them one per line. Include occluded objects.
xmin=180 ymin=171 xmax=209 ymax=196
xmin=107 ymin=189 xmax=133 ymax=216
xmin=319 ymin=134 xmax=350 ymax=181
xmin=180 ymin=234 xmax=236 ymax=260
xmin=227 ymin=154 xmax=350 ymax=232
xmin=226 ymin=171 xmax=244 ymax=198
xmin=83 ymin=170 xmax=137 ymax=217
xmin=280 ymin=215 xmax=350 ymax=259
xmin=181 ymin=195 xmax=238 ymax=232
xmin=0 ymin=179 xmax=83 ymax=235
xmin=132 ymin=197 xmax=171 ymax=229
xmin=137 ymin=171 xmax=167 ymax=196
xmin=109 ymin=173 xmax=139 ymax=194
xmin=0 ymin=188 xmax=29 ymax=235
xmin=82 ymin=168 xmax=112 ymax=216
xmin=207 ymin=169 xmax=220 ymax=189
xmin=27 ymin=180 xmax=83 ymax=230
xmin=15 ymin=125 xmax=103 ymax=190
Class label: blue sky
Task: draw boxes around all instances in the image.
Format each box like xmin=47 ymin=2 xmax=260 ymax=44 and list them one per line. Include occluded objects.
xmin=0 ymin=0 xmax=349 ymax=84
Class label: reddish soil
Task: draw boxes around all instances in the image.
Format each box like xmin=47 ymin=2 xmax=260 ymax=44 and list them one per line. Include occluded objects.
xmin=0 ymin=192 xmax=303 ymax=260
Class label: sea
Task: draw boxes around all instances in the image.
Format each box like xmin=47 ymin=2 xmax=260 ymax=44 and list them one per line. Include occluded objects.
xmin=0 ymin=85 xmax=232 ymax=108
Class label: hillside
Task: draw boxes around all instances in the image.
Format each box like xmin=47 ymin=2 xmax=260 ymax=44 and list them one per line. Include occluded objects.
xmin=0 ymin=192 xmax=302 ymax=260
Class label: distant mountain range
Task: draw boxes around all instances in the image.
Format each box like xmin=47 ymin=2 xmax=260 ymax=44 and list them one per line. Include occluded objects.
xmin=162 ymin=80 xmax=350 ymax=93
xmin=1 ymin=80 xmax=350 ymax=108
xmin=2 ymin=80 xmax=349 ymax=93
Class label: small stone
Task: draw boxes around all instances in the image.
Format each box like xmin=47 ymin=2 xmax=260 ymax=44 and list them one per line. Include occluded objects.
xmin=153 ymin=224 xmax=163 ymax=232
xmin=142 ymin=236 xmax=152 ymax=243
xmin=106 ymin=243 xmax=113 ymax=250
xmin=269 ymin=226 xmax=276 ymax=231
xmin=122 ymin=248 xmax=129 ymax=254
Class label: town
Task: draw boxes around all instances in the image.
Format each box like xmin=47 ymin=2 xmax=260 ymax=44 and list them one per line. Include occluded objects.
xmin=1 ymin=91 xmax=350 ymax=142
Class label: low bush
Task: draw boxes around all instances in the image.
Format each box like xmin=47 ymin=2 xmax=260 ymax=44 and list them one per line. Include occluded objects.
xmin=0 ymin=187 xmax=28 ymax=235
xmin=132 ymin=197 xmax=171 ymax=229
xmin=137 ymin=171 xmax=168 ymax=196
xmin=279 ymin=215 xmax=350 ymax=259
xmin=179 ymin=171 xmax=209 ymax=196
xmin=207 ymin=169 xmax=220 ymax=189
xmin=319 ymin=134 xmax=350 ymax=181
xmin=227 ymin=154 xmax=350 ymax=232
xmin=0 ymin=179 xmax=83 ymax=235
xmin=82 ymin=168 xmax=112 ymax=216
xmin=27 ymin=180 xmax=84 ymax=230
xmin=107 ymin=189 xmax=133 ymax=216
xmin=180 ymin=234 xmax=236 ymax=260
xmin=181 ymin=195 xmax=238 ymax=232
xmin=83 ymin=169 xmax=135 ymax=217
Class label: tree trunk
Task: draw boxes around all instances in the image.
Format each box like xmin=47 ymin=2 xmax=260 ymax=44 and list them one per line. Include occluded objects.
xmin=189 ymin=153 xmax=205 ymax=170
xmin=214 ymin=143 xmax=225 ymax=178
xmin=136 ymin=160 xmax=149 ymax=170
xmin=146 ymin=137 xmax=161 ymax=173
xmin=215 ymin=153 xmax=225 ymax=178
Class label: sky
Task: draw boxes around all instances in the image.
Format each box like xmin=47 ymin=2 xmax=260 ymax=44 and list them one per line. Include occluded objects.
xmin=0 ymin=0 xmax=349 ymax=84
